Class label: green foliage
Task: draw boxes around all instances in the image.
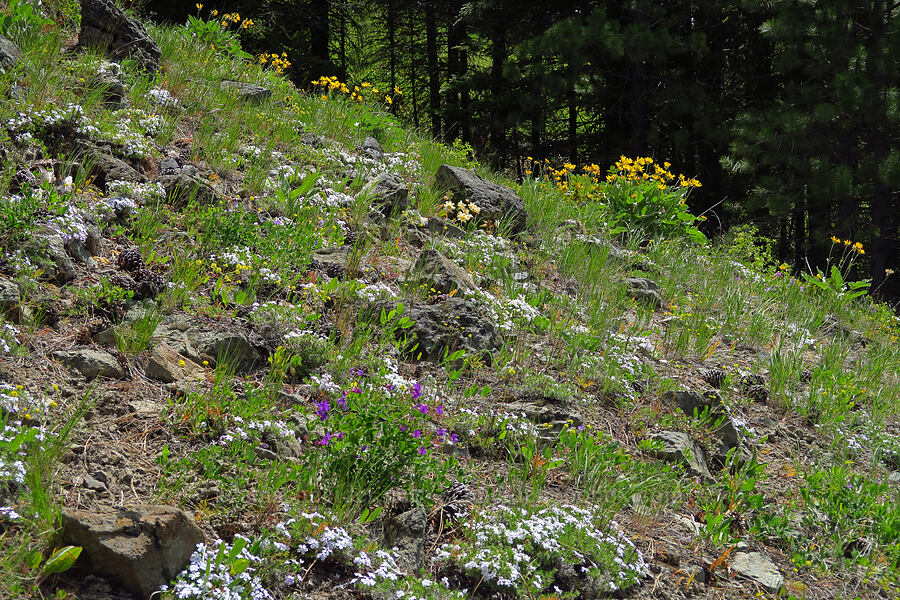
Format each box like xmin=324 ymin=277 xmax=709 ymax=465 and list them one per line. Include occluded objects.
xmin=185 ymin=11 xmax=251 ymax=61
xmin=0 ymin=0 xmax=53 ymax=38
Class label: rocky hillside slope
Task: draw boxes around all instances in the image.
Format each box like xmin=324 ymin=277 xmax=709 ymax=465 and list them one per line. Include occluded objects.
xmin=1 ymin=2 xmax=899 ymax=599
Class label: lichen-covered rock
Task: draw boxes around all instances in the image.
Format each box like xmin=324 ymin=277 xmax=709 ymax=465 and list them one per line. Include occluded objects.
xmin=62 ymin=505 xmax=203 ymax=599
xmin=53 ymin=349 xmax=123 ymax=379
xmin=78 ymin=0 xmax=161 ymax=72
xmin=409 ymin=248 xmax=477 ymax=297
xmin=435 ymin=164 xmax=528 ymax=234
xmin=402 ymin=297 xmax=503 ymax=362
xmin=649 ymin=430 xmax=713 ymax=480
xmin=220 ymin=80 xmax=272 ymax=103
xmin=0 ymin=35 xmax=21 ymax=72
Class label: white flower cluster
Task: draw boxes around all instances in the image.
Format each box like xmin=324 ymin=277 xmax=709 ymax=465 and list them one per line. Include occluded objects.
xmin=0 ymin=416 xmax=51 ymax=489
xmin=108 ymin=179 xmax=164 ymax=202
xmin=266 ymin=511 xmax=353 ymax=562
xmin=356 ymin=282 xmax=400 ymax=302
xmin=0 ymin=323 xmax=19 ymax=354
xmin=149 ymin=87 xmax=179 ymax=108
xmin=435 ymin=504 xmax=646 ymax=594
xmin=0 ymin=384 xmax=50 ymax=415
xmin=160 ymin=538 xmax=272 ymax=600
xmin=351 ymin=549 xmax=403 ymax=586
xmin=310 ymin=372 xmax=341 ymax=394
xmin=455 ymin=407 xmax=540 ymax=440
xmin=217 ymin=416 xmax=295 ymax=445
xmin=442 ymin=198 xmax=481 ymax=224
xmin=47 ymin=204 xmax=89 ymax=244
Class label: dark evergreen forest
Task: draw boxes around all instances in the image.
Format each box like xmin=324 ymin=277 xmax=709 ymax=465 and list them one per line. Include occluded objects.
xmin=147 ymin=0 xmax=899 ymax=299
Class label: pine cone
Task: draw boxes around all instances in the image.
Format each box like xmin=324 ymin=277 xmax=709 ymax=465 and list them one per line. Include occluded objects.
xmin=342 ymin=229 xmax=359 ymax=247
xmin=117 ymin=247 xmax=144 ymax=272
xmin=745 ymin=384 xmax=769 ymax=403
xmin=86 ymin=317 xmax=111 ymax=336
xmin=440 ymin=482 xmax=473 ymax=523
xmin=109 ymin=273 xmax=137 ymax=292
xmin=740 ymin=374 xmax=766 ymax=389
xmin=133 ymin=268 xmax=164 ymax=299
xmin=699 ymin=368 xmax=727 ymax=389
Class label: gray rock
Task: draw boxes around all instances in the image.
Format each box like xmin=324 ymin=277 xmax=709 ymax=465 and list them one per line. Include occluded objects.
xmin=53 ymin=349 xmax=123 ymax=379
xmin=730 ymin=552 xmax=783 ymax=592
xmin=889 ymin=472 xmax=900 ymax=484
xmin=435 ymin=165 xmax=528 ymax=235
xmin=78 ymin=0 xmax=162 ymax=72
xmin=649 ymin=431 xmax=713 ymax=480
xmin=409 ymin=248 xmax=478 ymax=297
xmin=94 ymin=69 xmax=127 ymax=107
xmin=363 ymin=173 xmax=409 ymax=216
xmin=157 ymin=173 xmax=217 ymax=207
xmin=8 ymin=84 xmax=26 ymax=103
xmin=220 ymin=80 xmax=272 ymax=103
xmin=0 ymin=279 xmax=20 ymax=312
xmin=663 ymin=390 xmax=740 ymax=453
xmin=33 ymin=234 xmax=77 ymax=283
xmin=383 ymin=507 xmax=427 ymax=571
xmin=0 ymin=35 xmax=21 ymax=72
xmin=361 ymin=136 xmax=383 ymax=159
xmin=65 ymin=238 xmax=97 ymax=268
xmin=158 ymin=157 xmax=180 ymax=175
xmin=401 ymin=297 xmax=502 ymax=363
xmin=310 ymin=246 xmax=355 ymax=278
xmin=425 ymin=217 xmax=466 ymax=239
xmin=626 ymin=277 xmax=664 ymax=309
xmin=145 ymin=342 xmax=202 ymax=383
xmin=62 ymin=505 xmax=203 ymax=599
xmin=503 ymin=394 xmax=582 ymax=440
xmin=191 ymin=331 xmax=262 ymax=372
xmin=76 ymin=142 xmax=146 ymax=189
xmin=82 ymin=473 xmax=107 ymax=492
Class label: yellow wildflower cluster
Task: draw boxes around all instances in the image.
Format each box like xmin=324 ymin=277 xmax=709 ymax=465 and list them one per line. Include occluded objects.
xmin=311 ymin=76 xmax=400 ymax=105
xmin=259 ymin=52 xmax=291 ymax=74
xmin=606 ymin=156 xmax=701 ymax=189
xmin=830 ymin=236 xmax=865 ymax=255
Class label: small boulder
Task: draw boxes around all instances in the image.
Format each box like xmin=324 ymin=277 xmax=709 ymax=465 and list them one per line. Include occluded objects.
xmin=626 ymin=277 xmax=663 ymax=309
xmin=191 ymin=330 xmax=262 ymax=373
xmin=76 ymin=142 xmax=146 ymax=189
xmin=435 ymin=165 xmax=528 ymax=235
xmin=61 ymin=505 xmax=204 ymax=599
xmin=361 ymin=136 xmax=383 ymax=159
xmin=503 ymin=394 xmax=582 ymax=440
xmin=648 ymin=430 xmax=713 ymax=480
xmin=145 ymin=343 xmax=202 ymax=383
xmin=730 ymin=552 xmax=783 ymax=593
xmin=0 ymin=35 xmax=21 ymax=72
xmin=663 ymin=390 xmax=740 ymax=453
xmin=0 ymin=279 xmax=20 ymax=314
xmin=382 ymin=507 xmax=427 ymax=571
xmin=53 ymin=349 xmax=123 ymax=379
xmin=78 ymin=0 xmax=162 ymax=72
xmin=409 ymin=248 xmax=477 ymax=297
xmin=310 ymin=246 xmax=355 ymax=279
xmin=220 ymin=80 xmax=272 ymax=103
xmin=401 ymin=297 xmax=502 ymax=362
xmin=156 ymin=173 xmax=217 ymax=207
xmin=363 ymin=173 xmax=409 ymax=216
xmin=32 ymin=234 xmax=77 ymax=283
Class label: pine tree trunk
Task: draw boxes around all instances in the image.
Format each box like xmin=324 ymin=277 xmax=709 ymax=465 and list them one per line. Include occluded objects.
xmin=424 ymin=0 xmax=441 ymax=139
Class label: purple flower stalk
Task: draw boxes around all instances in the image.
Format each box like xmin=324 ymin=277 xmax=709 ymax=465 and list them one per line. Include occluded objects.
xmin=316 ymin=398 xmax=330 ymax=420
xmin=411 ymin=382 xmax=422 ymax=400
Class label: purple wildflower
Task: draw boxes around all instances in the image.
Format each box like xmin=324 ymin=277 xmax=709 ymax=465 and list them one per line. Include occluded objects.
xmin=336 ymin=391 xmax=348 ymax=409
xmin=316 ymin=398 xmax=330 ymax=421
xmin=411 ymin=382 xmax=422 ymax=400
xmin=449 ymin=433 xmax=459 ymax=443
xmin=399 ymin=424 xmax=407 ymax=432
xmin=416 ymin=403 xmax=428 ymax=415
xmin=435 ymin=405 xmax=445 ymax=416
xmin=412 ymin=429 xmax=422 ymax=438
xmin=418 ymin=446 xmax=427 ymax=455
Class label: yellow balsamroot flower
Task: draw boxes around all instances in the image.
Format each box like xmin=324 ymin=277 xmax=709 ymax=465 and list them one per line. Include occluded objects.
xmin=831 ymin=235 xmax=841 ymax=244
xmin=195 ymin=3 xmax=202 ymax=10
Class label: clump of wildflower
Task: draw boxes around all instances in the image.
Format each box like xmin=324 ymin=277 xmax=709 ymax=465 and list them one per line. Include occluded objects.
xmin=435 ymin=504 xmax=646 ymax=596
xmin=160 ymin=538 xmax=272 ymax=600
